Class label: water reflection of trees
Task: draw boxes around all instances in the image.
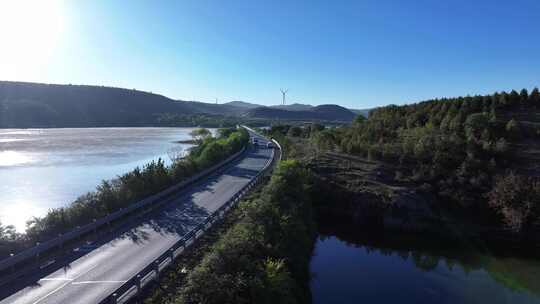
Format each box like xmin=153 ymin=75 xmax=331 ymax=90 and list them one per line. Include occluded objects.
xmin=342 ymin=238 xmax=485 ymax=272
xmin=318 ymin=222 xmax=540 ymax=297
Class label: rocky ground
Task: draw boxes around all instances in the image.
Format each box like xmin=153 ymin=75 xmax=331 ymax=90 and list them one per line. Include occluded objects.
xmin=308 ymin=152 xmax=442 ymax=233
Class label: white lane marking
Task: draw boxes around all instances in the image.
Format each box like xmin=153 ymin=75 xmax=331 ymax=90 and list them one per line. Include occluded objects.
xmin=30 ymin=283 xmax=71 ymax=304
xmin=31 ymin=262 xmax=102 ymax=304
xmin=38 ymin=278 xmax=73 ymax=282
xmin=71 ymin=280 xmax=127 ymax=285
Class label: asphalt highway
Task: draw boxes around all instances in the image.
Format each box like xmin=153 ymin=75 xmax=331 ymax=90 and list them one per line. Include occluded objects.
xmin=0 ymin=134 xmax=272 ymax=304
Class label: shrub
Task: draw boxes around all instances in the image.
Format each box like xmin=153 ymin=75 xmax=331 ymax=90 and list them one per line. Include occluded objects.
xmin=505 ymin=119 xmax=521 ymax=139
xmin=487 ymin=172 xmax=540 ymax=232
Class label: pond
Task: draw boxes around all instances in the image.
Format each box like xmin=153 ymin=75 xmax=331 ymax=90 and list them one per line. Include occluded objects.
xmin=311 ymin=225 xmax=540 ymax=304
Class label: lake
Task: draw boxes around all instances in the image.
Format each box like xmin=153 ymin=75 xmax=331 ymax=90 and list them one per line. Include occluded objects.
xmin=311 ymin=226 xmax=540 ymax=304
xmin=0 ymin=128 xmax=199 ymax=232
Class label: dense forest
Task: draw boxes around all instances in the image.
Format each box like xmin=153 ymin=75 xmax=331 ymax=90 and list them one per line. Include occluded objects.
xmin=267 ymin=88 xmax=540 ymax=237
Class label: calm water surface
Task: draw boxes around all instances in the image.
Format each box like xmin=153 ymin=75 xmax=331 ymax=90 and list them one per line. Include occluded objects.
xmin=0 ymin=128 xmax=199 ymax=231
xmin=311 ymin=231 xmax=540 ymax=304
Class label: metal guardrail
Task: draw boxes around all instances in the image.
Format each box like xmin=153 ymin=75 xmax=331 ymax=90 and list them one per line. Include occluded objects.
xmin=100 ymin=137 xmax=279 ymax=304
xmin=271 ymin=139 xmax=282 ymax=161
xmin=0 ymin=145 xmax=248 ymax=283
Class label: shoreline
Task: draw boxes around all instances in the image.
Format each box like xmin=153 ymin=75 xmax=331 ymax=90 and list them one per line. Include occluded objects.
xmin=174 ymin=139 xmax=197 ymax=144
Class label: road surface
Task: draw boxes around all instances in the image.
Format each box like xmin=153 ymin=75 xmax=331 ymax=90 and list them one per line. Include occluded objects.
xmin=0 ymin=134 xmax=272 ymax=304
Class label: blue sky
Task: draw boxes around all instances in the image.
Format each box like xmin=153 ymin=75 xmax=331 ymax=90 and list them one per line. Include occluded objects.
xmin=1 ymin=0 xmax=539 ymax=108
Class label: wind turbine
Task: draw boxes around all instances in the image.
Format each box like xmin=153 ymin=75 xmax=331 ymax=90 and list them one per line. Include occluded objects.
xmin=280 ymin=89 xmax=288 ymax=105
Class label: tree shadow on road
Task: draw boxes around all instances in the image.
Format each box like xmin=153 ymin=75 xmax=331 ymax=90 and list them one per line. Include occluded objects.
xmin=145 ymin=201 xmax=209 ymax=237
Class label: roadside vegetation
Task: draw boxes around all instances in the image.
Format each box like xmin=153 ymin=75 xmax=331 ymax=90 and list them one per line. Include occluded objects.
xmin=146 ymin=160 xmax=316 ymax=304
xmin=0 ymin=128 xmax=249 ymax=257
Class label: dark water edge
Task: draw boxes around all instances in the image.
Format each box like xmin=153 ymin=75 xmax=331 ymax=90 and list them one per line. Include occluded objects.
xmin=310 ymin=218 xmax=540 ymax=304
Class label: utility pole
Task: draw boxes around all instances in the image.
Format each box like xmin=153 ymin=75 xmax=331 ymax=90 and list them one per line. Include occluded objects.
xmin=280 ymin=89 xmax=288 ymax=105
xmin=215 ymin=98 xmax=218 ymax=104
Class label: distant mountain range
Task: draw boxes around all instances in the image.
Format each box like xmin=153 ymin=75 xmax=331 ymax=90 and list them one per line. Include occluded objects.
xmin=350 ymin=108 xmax=371 ymax=117
xmin=0 ymin=81 xmax=364 ymax=128
xmin=225 ymin=101 xmax=315 ymax=112
xmin=243 ymin=104 xmax=356 ymax=121
xmin=225 ymin=100 xmax=370 ymax=117
xmin=223 ymin=100 xmax=261 ymax=110
xmin=271 ymin=103 xmax=314 ymax=111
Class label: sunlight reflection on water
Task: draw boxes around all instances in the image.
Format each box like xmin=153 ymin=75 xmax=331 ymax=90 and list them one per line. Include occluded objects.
xmin=0 ymin=151 xmax=33 ymax=166
xmin=0 ymin=127 xmax=198 ymax=231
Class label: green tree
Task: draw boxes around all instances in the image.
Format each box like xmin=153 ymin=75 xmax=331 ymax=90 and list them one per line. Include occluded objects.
xmin=190 ymin=128 xmax=212 ymax=143
xmin=530 ymin=87 xmax=540 ymax=105
xmin=488 ymin=107 xmax=497 ymax=123
xmin=309 ymin=123 xmax=325 ymax=133
xmin=354 ymin=115 xmax=367 ymax=124
xmin=505 ymin=119 xmax=521 ymax=139
xmin=498 ymin=94 xmax=508 ymax=106
xmin=464 ymin=113 xmax=489 ymax=140
xmin=287 ymin=126 xmax=302 ymax=137
xmin=509 ymin=90 xmax=521 ymax=106
xmin=262 ymin=258 xmax=296 ymax=304
xmin=519 ymin=88 xmax=529 ymax=103
xmin=0 ymin=221 xmax=18 ymax=241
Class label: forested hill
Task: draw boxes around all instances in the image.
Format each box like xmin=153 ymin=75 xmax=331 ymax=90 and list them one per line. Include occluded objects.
xmin=0 ymin=81 xmax=356 ymax=127
xmin=0 ymin=82 xmax=187 ymax=127
xmin=312 ymin=88 xmax=540 ymax=234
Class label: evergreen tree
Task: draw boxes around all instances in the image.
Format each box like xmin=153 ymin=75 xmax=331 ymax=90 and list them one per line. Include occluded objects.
xmin=509 ymin=90 xmax=520 ymax=106
xmin=498 ymin=93 xmax=508 ymax=107
xmin=506 ymin=119 xmax=521 ymax=139
xmin=489 ymin=107 xmax=497 ymax=123
xmin=530 ymin=87 xmax=540 ymax=105
xmin=519 ymin=88 xmax=529 ymax=103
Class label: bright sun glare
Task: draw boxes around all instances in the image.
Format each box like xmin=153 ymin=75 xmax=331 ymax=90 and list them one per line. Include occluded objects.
xmin=0 ymin=151 xmax=33 ymax=167
xmin=0 ymin=0 xmax=65 ymax=79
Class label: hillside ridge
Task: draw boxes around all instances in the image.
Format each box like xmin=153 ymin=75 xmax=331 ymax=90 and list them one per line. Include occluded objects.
xmin=0 ymin=81 xmax=359 ymax=127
